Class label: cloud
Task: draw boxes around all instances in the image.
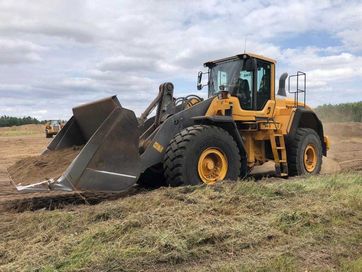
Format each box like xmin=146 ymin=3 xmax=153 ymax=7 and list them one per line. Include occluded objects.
xmin=0 ymin=0 xmax=361 ymax=120
xmin=279 ymin=48 xmax=362 ymax=93
xmin=337 ymin=29 xmax=362 ymax=51
xmin=98 ymin=56 xmax=159 ymax=73
xmin=0 ymin=0 xmax=99 ymax=43
xmin=0 ymin=39 xmax=45 ymax=64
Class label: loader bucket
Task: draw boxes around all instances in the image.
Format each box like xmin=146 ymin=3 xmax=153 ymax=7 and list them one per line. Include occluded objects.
xmin=13 ymin=96 xmax=141 ymax=193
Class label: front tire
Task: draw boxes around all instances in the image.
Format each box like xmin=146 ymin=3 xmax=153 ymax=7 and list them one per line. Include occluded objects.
xmin=163 ymin=125 xmax=241 ymax=186
xmin=287 ymin=128 xmax=322 ymax=176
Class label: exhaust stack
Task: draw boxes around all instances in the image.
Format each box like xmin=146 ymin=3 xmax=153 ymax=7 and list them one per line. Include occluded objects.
xmin=277 ymin=72 xmax=288 ymax=97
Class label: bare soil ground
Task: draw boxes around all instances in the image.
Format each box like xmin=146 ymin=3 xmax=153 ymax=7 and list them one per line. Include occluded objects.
xmin=0 ymin=123 xmax=361 ymax=212
xmin=324 ymin=122 xmax=362 ymax=171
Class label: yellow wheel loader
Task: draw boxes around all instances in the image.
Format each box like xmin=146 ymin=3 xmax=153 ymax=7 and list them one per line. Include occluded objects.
xmin=13 ymin=53 xmax=329 ymax=193
xmin=45 ymin=120 xmax=64 ymax=138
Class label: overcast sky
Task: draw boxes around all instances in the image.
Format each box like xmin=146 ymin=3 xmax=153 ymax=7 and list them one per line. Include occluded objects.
xmin=0 ymin=0 xmax=361 ymax=120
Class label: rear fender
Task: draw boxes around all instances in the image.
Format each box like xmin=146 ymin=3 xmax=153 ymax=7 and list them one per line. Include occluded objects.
xmin=288 ymin=108 xmax=327 ymax=156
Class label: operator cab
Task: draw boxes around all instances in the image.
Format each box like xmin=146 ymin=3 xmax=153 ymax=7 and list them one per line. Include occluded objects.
xmin=199 ymin=53 xmax=275 ymax=111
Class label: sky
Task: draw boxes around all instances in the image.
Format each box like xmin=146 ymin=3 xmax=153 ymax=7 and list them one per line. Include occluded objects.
xmin=0 ymin=0 xmax=361 ymax=120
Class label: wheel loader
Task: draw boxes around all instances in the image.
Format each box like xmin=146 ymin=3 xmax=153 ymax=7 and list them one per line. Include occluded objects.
xmin=12 ymin=52 xmax=330 ymax=193
xmin=45 ymin=120 xmax=64 ymax=138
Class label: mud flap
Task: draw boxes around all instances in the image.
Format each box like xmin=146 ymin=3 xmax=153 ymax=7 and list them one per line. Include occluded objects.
xmin=14 ymin=96 xmax=141 ymax=193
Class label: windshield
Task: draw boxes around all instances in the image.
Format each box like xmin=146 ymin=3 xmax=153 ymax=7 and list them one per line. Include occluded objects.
xmin=207 ymin=57 xmax=272 ymax=111
xmin=208 ymin=60 xmax=243 ymax=96
xmin=50 ymin=120 xmax=60 ymax=125
xmin=208 ymin=59 xmax=254 ymax=110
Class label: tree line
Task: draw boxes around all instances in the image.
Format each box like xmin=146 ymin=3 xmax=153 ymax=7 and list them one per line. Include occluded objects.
xmin=0 ymin=115 xmax=43 ymax=127
xmin=315 ymin=101 xmax=362 ymax=122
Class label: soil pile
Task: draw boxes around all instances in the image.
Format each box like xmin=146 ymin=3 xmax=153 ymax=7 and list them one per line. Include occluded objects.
xmin=323 ymin=122 xmax=362 ymax=171
xmin=324 ymin=122 xmax=362 ymax=138
xmin=8 ymin=147 xmax=82 ymax=185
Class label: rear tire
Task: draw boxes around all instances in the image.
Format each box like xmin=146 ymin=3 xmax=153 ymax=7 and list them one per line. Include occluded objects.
xmin=163 ymin=125 xmax=241 ymax=186
xmin=287 ymin=128 xmax=322 ymax=176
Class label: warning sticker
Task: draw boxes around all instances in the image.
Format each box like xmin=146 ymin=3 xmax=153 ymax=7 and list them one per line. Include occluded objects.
xmin=153 ymin=142 xmax=164 ymax=153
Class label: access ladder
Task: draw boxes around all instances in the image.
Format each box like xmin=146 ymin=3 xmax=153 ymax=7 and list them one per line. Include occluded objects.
xmin=270 ymin=130 xmax=288 ymax=177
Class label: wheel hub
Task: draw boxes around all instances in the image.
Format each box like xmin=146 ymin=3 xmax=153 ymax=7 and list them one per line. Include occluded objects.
xmin=304 ymin=144 xmax=317 ymax=172
xmin=205 ymin=159 xmax=215 ymax=170
xmin=198 ymin=147 xmax=228 ymax=184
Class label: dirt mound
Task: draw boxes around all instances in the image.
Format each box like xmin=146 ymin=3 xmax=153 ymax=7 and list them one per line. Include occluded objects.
xmin=324 ymin=122 xmax=362 ymax=138
xmin=322 ymin=122 xmax=362 ymax=173
xmin=8 ymin=146 xmax=82 ymax=185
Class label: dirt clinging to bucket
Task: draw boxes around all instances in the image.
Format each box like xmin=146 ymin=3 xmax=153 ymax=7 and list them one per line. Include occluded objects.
xmin=8 ymin=146 xmax=82 ymax=185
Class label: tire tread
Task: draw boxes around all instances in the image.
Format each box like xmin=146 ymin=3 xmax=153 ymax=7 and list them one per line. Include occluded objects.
xmin=164 ymin=125 xmax=240 ymax=186
xmin=287 ymin=128 xmax=322 ymax=176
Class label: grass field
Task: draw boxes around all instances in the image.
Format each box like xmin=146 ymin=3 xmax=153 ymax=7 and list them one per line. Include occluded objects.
xmin=1 ymin=172 xmax=361 ymax=271
xmin=0 ymin=124 xmax=44 ymax=137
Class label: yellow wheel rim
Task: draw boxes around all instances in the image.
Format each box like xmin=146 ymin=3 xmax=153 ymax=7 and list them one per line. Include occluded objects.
xmin=304 ymin=144 xmax=317 ymax=172
xmin=197 ymin=147 xmax=228 ymax=184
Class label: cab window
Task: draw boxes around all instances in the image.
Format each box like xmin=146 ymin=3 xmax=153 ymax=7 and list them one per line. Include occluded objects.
xmin=256 ymin=61 xmax=271 ymax=110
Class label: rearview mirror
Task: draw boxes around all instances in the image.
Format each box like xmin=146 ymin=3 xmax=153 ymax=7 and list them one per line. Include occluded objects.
xmin=197 ymin=71 xmax=203 ymax=90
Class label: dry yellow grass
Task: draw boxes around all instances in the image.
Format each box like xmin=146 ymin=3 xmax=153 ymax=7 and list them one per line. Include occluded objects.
xmin=0 ymin=172 xmax=361 ymax=271
xmin=0 ymin=124 xmax=44 ymax=137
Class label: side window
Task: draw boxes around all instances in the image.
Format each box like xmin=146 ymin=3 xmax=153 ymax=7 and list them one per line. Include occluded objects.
xmin=256 ymin=62 xmax=271 ymax=110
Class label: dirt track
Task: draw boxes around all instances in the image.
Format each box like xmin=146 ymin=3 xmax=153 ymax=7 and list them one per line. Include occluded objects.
xmin=0 ymin=123 xmax=361 ymax=211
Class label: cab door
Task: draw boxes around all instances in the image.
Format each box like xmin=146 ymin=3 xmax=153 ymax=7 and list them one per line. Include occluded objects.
xmin=255 ymin=60 xmax=273 ymax=111
xmin=232 ymin=58 xmax=275 ymax=120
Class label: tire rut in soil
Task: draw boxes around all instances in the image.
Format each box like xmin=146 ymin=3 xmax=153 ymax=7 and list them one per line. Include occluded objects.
xmin=0 ymin=187 xmax=144 ymax=213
